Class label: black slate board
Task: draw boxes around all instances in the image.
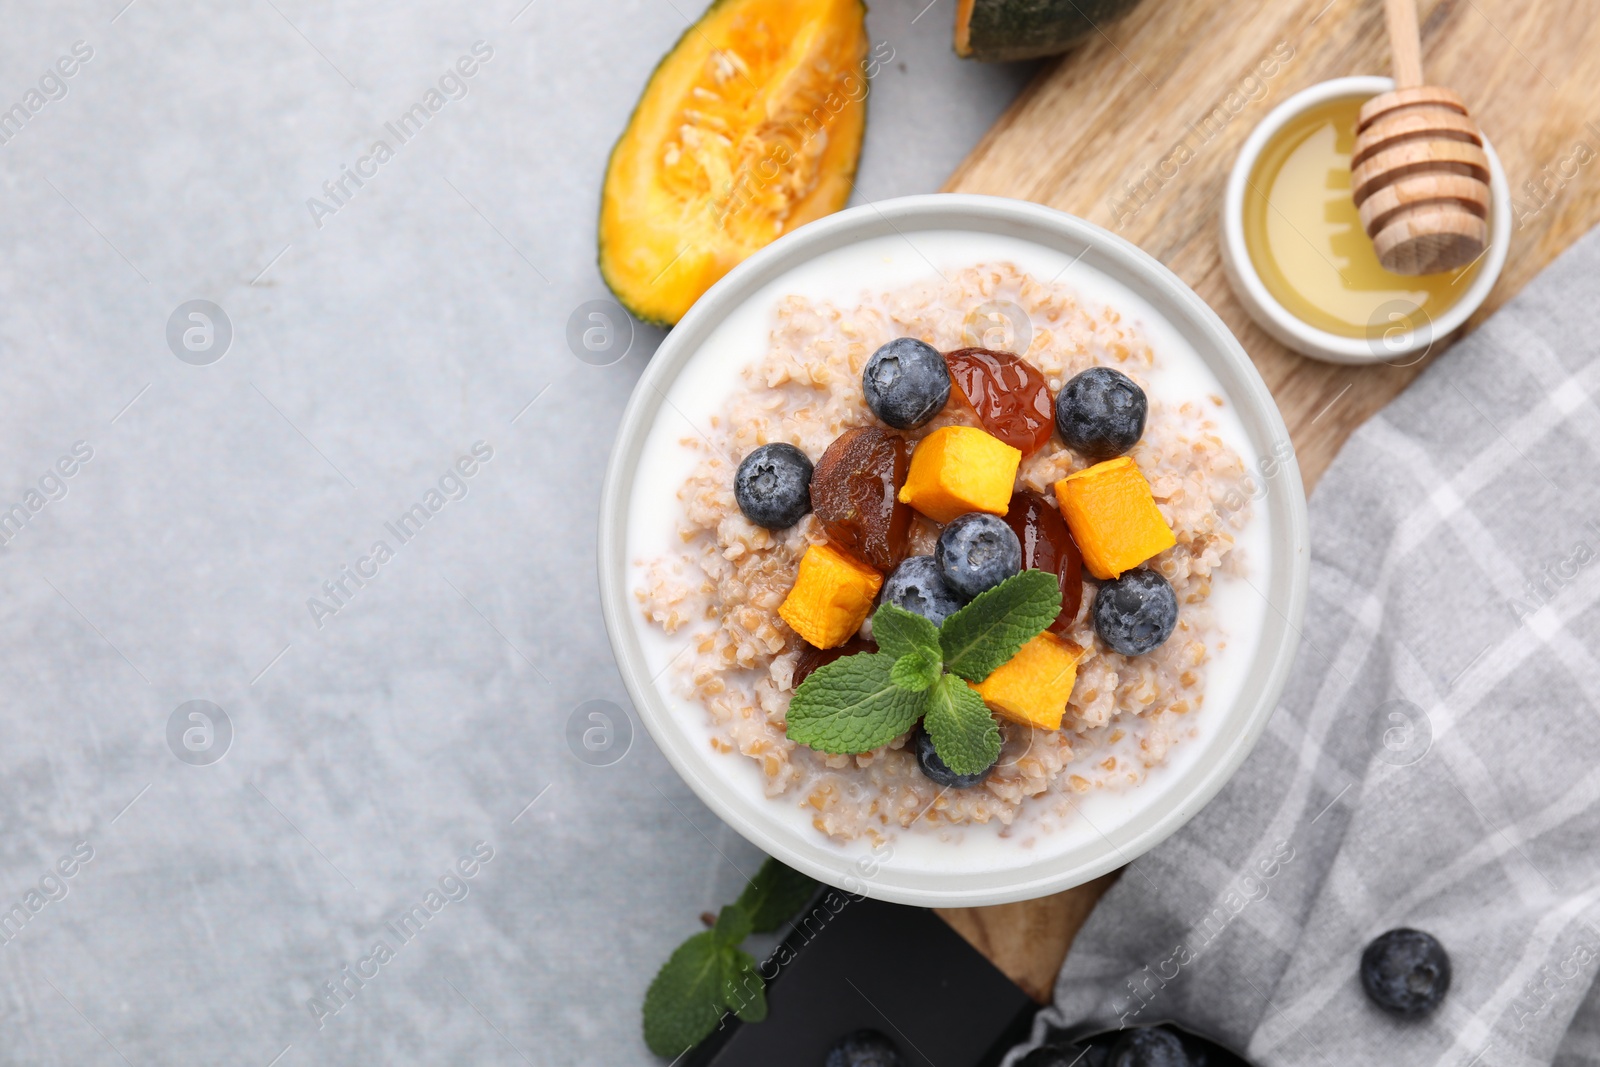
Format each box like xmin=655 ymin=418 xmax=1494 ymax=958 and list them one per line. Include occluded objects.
xmin=684 ymin=890 xmax=1036 ymax=1067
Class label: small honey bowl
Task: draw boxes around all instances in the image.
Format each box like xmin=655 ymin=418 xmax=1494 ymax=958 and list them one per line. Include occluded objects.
xmin=1220 ymin=76 xmax=1510 ymax=365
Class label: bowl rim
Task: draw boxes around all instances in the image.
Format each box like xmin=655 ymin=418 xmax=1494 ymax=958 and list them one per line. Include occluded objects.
xmin=1219 ymin=75 xmax=1510 ymax=365
xmin=598 ymin=193 xmax=1310 ymax=906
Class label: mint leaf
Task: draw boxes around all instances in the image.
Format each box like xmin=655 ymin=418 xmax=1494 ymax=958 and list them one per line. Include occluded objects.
xmin=871 ymin=601 xmax=942 ymax=665
xmin=643 ymin=856 xmax=810 ymax=1057
xmin=890 ymin=650 xmax=941 ymax=692
xmin=721 ymin=947 xmax=767 ymax=1022
xmin=923 ymin=674 xmax=1001 ymax=776
xmin=712 ymin=903 xmax=752 ymax=946
xmin=787 ymin=652 xmax=927 ymax=754
xmin=939 ymin=569 xmax=1061 ymax=682
xmin=735 ymin=858 xmax=819 ymax=933
xmin=642 ymin=931 xmax=727 ymax=1057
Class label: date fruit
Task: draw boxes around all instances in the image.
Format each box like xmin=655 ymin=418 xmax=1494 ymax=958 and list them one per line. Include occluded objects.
xmin=945 ymin=347 xmax=1055 ymax=455
xmin=810 ymin=426 xmax=913 ymax=571
xmin=1003 ymin=490 xmax=1084 ymax=632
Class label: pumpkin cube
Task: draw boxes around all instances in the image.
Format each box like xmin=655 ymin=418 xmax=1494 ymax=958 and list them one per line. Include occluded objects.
xmin=1054 ymin=457 xmax=1175 ymax=580
xmin=970 ymin=633 xmax=1084 ymax=731
xmin=897 ymin=426 xmax=1021 ymax=524
xmin=779 ymin=542 xmax=883 ymax=650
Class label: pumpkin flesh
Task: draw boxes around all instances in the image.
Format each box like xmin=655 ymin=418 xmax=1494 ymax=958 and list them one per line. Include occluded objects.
xmin=600 ymin=0 xmax=869 ymax=325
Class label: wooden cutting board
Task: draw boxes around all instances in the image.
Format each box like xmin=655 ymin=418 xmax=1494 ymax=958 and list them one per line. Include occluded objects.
xmin=934 ymin=0 xmax=1600 ymax=1002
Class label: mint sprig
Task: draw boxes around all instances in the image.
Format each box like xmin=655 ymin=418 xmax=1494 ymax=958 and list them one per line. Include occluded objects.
xmin=735 ymin=857 xmax=821 ymax=932
xmin=871 ymin=601 xmax=941 ymax=661
xmin=641 ymin=931 xmax=729 ymax=1055
xmin=940 ymin=569 xmax=1062 ymax=682
xmin=785 ymin=569 xmax=1062 ymax=776
xmin=889 ymin=649 xmax=941 ymax=692
xmin=642 ymin=858 xmax=819 ymax=1058
xmin=785 ymin=652 xmax=927 ymax=754
xmin=923 ymin=674 xmax=1002 ymax=774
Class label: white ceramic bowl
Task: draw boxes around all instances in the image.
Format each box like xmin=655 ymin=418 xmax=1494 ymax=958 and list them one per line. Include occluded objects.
xmin=1220 ymin=76 xmax=1510 ymax=365
xmin=598 ymin=194 xmax=1309 ymax=906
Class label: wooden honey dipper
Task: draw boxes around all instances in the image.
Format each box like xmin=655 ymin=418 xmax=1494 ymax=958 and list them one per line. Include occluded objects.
xmin=1351 ymin=0 xmax=1491 ymax=275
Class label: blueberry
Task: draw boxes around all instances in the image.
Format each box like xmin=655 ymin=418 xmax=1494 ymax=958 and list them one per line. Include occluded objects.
xmin=1056 ymin=367 xmax=1148 ymax=459
xmin=824 ymin=1029 xmax=903 ymax=1067
xmin=935 ymin=513 xmax=1022 ymax=600
xmin=881 ymin=556 xmax=964 ymax=626
xmin=863 ymin=337 xmax=950 ymax=430
xmin=914 ymin=725 xmax=995 ymax=788
xmin=1361 ymin=928 xmax=1451 ymax=1017
xmin=733 ymin=443 xmax=812 ymax=529
xmin=1093 ymin=569 xmax=1178 ymax=656
xmin=1109 ymin=1027 xmax=1193 ymax=1067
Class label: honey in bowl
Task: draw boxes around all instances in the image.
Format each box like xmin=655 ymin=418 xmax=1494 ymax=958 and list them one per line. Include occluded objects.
xmin=1243 ymin=95 xmax=1480 ymax=340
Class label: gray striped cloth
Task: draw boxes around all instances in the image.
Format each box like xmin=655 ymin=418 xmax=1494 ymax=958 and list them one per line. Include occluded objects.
xmin=1010 ymin=225 xmax=1600 ymax=1067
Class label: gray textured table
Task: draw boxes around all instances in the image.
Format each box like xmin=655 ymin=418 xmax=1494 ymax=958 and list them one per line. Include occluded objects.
xmin=0 ymin=0 xmax=1030 ymax=1063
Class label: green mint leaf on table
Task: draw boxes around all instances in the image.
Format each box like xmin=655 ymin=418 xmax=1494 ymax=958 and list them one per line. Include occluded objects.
xmin=870 ymin=601 xmax=942 ymax=664
xmin=712 ymin=903 xmax=752 ymax=946
xmin=786 ymin=652 xmax=927 ymax=754
xmin=721 ymin=947 xmax=767 ymax=1022
xmin=642 ymin=858 xmax=817 ymax=1057
xmin=922 ymin=674 xmax=1002 ymax=776
xmin=939 ymin=569 xmax=1062 ymax=683
xmin=642 ymin=931 xmax=728 ymax=1057
xmin=735 ymin=857 xmax=819 ymax=933
xmin=889 ymin=649 xmax=941 ymax=692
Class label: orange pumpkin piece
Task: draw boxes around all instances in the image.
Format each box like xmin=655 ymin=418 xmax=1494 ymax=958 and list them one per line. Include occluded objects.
xmin=970 ymin=632 xmax=1084 ymax=730
xmin=778 ymin=542 xmax=883 ymax=649
xmin=1053 ymin=457 xmax=1176 ymax=580
xmin=896 ymin=426 xmax=1021 ymax=524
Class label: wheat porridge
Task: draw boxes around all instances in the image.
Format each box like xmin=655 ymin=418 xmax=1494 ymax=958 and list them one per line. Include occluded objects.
xmin=636 ymin=261 xmax=1255 ymax=844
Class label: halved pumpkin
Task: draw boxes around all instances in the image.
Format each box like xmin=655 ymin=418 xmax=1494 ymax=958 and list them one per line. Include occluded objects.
xmin=599 ymin=0 xmax=869 ymax=326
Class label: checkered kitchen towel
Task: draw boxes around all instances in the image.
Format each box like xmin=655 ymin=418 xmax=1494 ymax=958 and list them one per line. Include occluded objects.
xmin=1011 ymin=224 xmax=1600 ymax=1067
